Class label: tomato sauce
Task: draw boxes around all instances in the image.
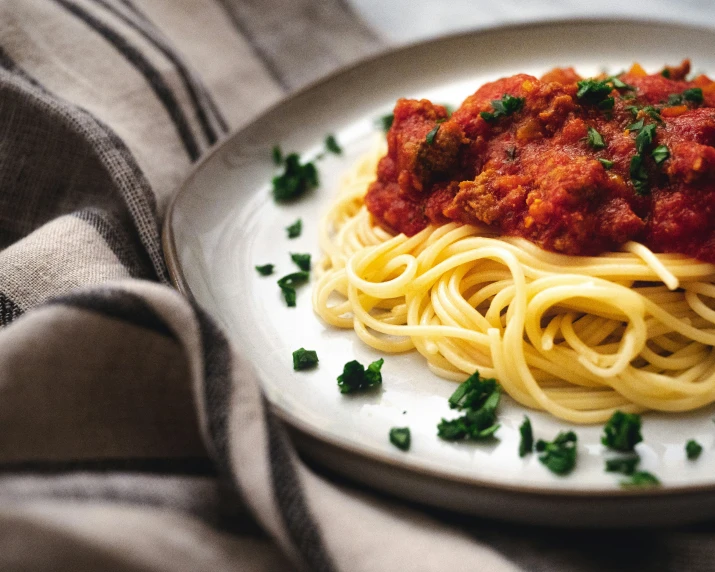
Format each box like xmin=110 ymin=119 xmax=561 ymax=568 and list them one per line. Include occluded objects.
xmin=364 ymin=60 xmax=715 ymax=262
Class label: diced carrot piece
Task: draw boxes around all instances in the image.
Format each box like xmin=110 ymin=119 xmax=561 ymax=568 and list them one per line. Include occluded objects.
xmin=628 ymin=63 xmax=647 ymax=77
xmin=661 ymin=105 xmax=688 ymax=117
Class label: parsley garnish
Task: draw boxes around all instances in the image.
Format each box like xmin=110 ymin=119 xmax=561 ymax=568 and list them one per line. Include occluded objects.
xmin=286 ymin=218 xmax=302 ymax=239
xmin=536 ymin=431 xmax=578 ymax=475
xmin=605 ymin=456 xmax=640 ymax=475
xmin=337 ymin=358 xmax=384 ymax=393
xmin=686 ymin=439 xmax=703 ymax=460
xmin=425 ymin=124 xmax=440 ymax=145
xmin=652 ymin=144 xmax=670 ymax=165
xmin=602 ymin=411 xmax=643 ymax=452
xmin=621 ymin=471 xmax=660 ymax=487
xmin=635 ymin=123 xmax=657 ymax=154
xmin=627 ymin=118 xmax=645 ymax=132
xmin=666 ymin=87 xmax=704 ymax=106
xmin=255 ymin=264 xmax=274 ymax=276
xmin=630 ymin=155 xmax=649 ymax=195
xmin=272 ymin=145 xmax=283 ymax=165
xmin=661 ymin=68 xmax=671 ymax=78
xmin=277 ymin=271 xmax=309 ymax=307
xmin=519 ymin=416 xmax=534 ymax=457
xmin=437 ymin=372 xmax=501 ymax=441
xmin=292 ymin=348 xmax=318 ymax=370
xmin=599 ymin=97 xmax=615 ymax=111
xmin=290 ymin=252 xmax=311 ymax=271
xmin=587 ymin=126 xmax=606 ymax=150
xmin=272 ymin=154 xmax=319 ymax=202
xmin=480 ymin=94 xmax=524 ymax=122
xmin=378 ymin=113 xmax=394 ymax=132
xmin=389 ymin=427 xmax=411 ymax=451
xmin=576 ymin=78 xmax=614 ymax=104
xmin=325 ymin=134 xmax=342 ymax=155
xmin=598 ymin=158 xmax=614 ymax=169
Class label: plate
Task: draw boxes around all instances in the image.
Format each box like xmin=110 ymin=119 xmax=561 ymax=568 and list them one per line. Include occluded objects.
xmin=164 ymin=19 xmax=715 ymax=526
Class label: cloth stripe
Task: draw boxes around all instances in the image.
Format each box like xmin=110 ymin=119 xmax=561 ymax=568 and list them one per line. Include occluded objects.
xmin=0 ymin=458 xmax=215 ymax=476
xmin=47 ymin=288 xmax=176 ymax=339
xmin=52 ymin=0 xmax=201 ymax=161
xmin=0 ymin=291 xmax=23 ymax=326
xmin=72 ymin=208 xmax=154 ymax=279
xmin=266 ymin=412 xmax=337 ymax=572
xmin=89 ymin=0 xmax=228 ymax=144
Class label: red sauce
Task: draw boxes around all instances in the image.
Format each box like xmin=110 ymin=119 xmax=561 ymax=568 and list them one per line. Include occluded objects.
xmin=364 ymin=60 xmax=715 ymax=263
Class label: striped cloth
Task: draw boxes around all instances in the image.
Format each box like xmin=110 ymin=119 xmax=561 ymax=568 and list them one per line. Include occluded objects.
xmin=1 ymin=2 xmax=714 ymax=571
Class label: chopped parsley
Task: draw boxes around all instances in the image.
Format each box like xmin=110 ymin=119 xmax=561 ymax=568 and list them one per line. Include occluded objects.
xmin=272 ymin=145 xmax=283 ymax=165
xmin=255 ymin=264 xmax=274 ymax=276
xmin=628 ymin=121 xmax=658 ymax=196
xmin=325 ymin=134 xmax=342 ymax=155
xmin=536 ymin=431 xmax=578 ymax=475
xmin=519 ymin=416 xmax=534 ymax=457
xmin=389 ymin=427 xmax=411 ymax=451
xmin=286 ymin=218 xmax=302 ymax=239
xmin=277 ymin=271 xmax=309 ymax=307
xmin=601 ymin=411 xmax=643 ymax=452
xmin=621 ymin=471 xmax=660 ymax=487
xmin=290 ymin=252 xmax=311 ymax=272
xmin=425 ymin=124 xmax=440 ymax=145
xmin=666 ymin=87 xmax=704 ymax=106
xmin=587 ymin=126 xmax=606 ymax=150
xmin=480 ymin=94 xmax=524 ymax=122
xmin=635 ymin=123 xmax=657 ymax=154
xmin=661 ymin=68 xmax=671 ymax=78
xmin=437 ymin=371 xmax=501 ymax=441
xmin=292 ymin=348 xmax=319 ymax=370
xmin=627 ymin=118 xmax=645 ymax=132
xmin=686 ymin=439 xmax=703 ymax=460
xmin=272 ymin=154 xmax=319 ymax=202
xmin=337 ymin=358 xmax=384 ymax=394
xmin=576 ymin=78 xmax=614 ymax=105
xmin=652 ymin=144 xmax=670 ymax=165
xmin=630 ymin=155 xmax=649 ymax=195
xmin=378 ymin=113 xmax=394 ymax=132
xmin=598 ymin=158 xmax=614 ymax=169
xmin=605 ymin=456 xmax=640 ymax=475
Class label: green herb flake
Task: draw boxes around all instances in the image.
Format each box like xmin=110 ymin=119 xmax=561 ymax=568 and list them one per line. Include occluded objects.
xmin=425 ymin=124 xmax=440 ymax=145
xmin=277 ymin=271 xmax=309 ymax=307
xmin=519 ymin=416 xmax=534 ymax=457
xmin=535 ymin=431 xmax=578 ymax=475
xmin=652 ymin=144 xmax=670 ymax=165
xmin=325 ymin=134 xmax=342 ymax=155
xmin=598 ymin=158 xmax=614 ymax=169
xmin=598 ymin=97 xmax=615 ymax=111
xmin=635 ymin=123 xmax=657 ymax=154
xmin=621 ymin=471 xmax=661 ymax=487
xmin=630 ymin=154 xmax=649 ymax=196
xmin=378 ymin=113 xmax=394 ymax=132
xmin=480 ymin=94 xmax=524 ymax=122
xmin=272 ymin=145 xmax=283 ymax=165
xmin=337 ymin=358 xmax=384 ymax=394
xmin=627 ymin=118 xmax=645 ymax=132
xmin=438 ymin=371 xmax=501 ymax=441
xmin=272 ymin=154 xmax=319 ymax=202
xmin=683 ymin=87 xmax=704 ymax=104
xmin=255 ymin=264 xmax=274 ymax=276
xmin=576 ymin=78 xmax=614 ymax=104
xmin=587 ymin=126 xmax=606 ymax=150
xmin=389 ymin=427 xmax=411 ymax=451
xmin=667 ymin=93 xmax=683 ymax=106
xmin=292 ymin=347 xmax=319 ymax=370
xmin=686 ymin=439 xmax=703 ymax=460
xmin=661 ymin=68 xmax=671 ymax=78
xmin=601 ymin=411 xmax=643 ymax=452
xmin=286 ymin=218 xmax=302 ymax=239
xmin=290 ymin=252 xmax=311 ymax=272
xmin=605 ymin=456 xmax=640 ymax=475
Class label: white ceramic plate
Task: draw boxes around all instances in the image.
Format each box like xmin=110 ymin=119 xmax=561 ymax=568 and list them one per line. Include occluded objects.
xmin=165 ymin=20 xmax=715 ymax=526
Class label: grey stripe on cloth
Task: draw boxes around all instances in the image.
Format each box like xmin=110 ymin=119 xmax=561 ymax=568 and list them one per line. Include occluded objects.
xmin=266 ymin=412 xmax=337 ymax=572
xmin=51 ymin=0 xmax=201 ymax=161
xmin=0 ymin=292 xmax=22 ymax=326
xmin=47 ymin=287 xmax=176 ymax=339
xmin=217 ymin=0 xmax=384 ymax=90
xmin=0 ymin=53 xmax=168 ymax=283
xmin=88 ymin=0 xmax=229 ymax=142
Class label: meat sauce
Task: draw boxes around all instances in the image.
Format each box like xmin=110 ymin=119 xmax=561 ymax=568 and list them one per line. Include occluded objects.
xmin=364 ymin=60 xmax=715 ymax=262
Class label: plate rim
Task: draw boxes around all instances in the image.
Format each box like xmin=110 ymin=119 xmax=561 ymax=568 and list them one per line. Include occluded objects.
xmin=163 ymin=17 xmax=715 ymax=504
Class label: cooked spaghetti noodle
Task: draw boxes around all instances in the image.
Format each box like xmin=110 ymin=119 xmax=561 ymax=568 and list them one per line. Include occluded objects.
xmin=313 ymin=140 xmax=715 ymax=424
